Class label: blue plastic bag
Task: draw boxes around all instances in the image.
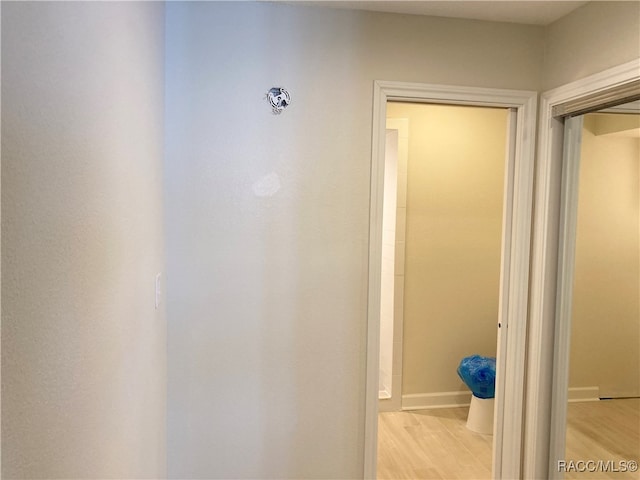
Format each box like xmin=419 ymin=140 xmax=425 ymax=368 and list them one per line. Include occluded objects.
xmin=457 ymin=355 xmax=496 ymax=399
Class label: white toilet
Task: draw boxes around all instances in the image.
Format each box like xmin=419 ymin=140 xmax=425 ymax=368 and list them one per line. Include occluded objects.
xmin=466 ymin=395 xmax=495 ymax=435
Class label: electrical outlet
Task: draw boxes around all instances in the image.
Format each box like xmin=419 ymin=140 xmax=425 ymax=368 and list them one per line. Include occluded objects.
xmin=155 ymin=273 xmax=161 ymax=309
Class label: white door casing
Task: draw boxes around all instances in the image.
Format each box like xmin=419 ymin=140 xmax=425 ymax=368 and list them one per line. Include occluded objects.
xmin=548 ymin=114 xmax=583 ymax=480
xmin=493 ymin=107 xmax=518 ymax=477
xmin=366 ymin=81 xmax=537 ymax=479
xmin=525 ymin=58 xmax=640 ymax=479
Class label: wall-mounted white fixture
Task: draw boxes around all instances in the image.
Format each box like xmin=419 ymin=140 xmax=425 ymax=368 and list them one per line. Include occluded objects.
xmin=155 ymin=273 xmax=161 ymax=309
xmin=267 ymin=87 xmax=290 ymax=114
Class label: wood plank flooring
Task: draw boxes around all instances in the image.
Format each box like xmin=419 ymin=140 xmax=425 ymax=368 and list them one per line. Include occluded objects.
xmin=377 ymin=398 xmax=639 ymax=480
xmin=377 ymin=406 xmax=492 ymax=479
xmin=564 ymin=398 xmax=639 ymax=479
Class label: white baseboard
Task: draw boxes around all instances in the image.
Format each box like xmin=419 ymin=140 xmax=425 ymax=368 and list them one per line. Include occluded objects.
xmin=379 ymin=389 xmax=391 ymax=400
xmin=400 ymin=386 xmax=601 ymax=410
xmin=402 ymin=391 xmax=472 ymax=410
xmin=568 ymin=386 xmax=599 ymax=403
xmin=597 ymin=389 xmax=639 ymax=399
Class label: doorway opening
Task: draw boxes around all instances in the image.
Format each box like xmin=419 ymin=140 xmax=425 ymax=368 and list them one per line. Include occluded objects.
xmin=562 ymin=104 xmax=640 ymax=477
xmin=377 ymin=101 xmax=510 ymax=478
xmin=365 ymin=81 xmax=537 ymax=480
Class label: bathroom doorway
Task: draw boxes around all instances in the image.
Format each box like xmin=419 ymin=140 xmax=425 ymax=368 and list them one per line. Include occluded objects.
xmin=377 ymin=102 xmax=509 ymax=479
xmin=365 ymin=81 xmax=537 ymax=479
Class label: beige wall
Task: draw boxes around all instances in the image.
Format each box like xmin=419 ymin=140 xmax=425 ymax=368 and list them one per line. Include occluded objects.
xmin=386 ymin=103 xmax=508 ymax=396
xmin=543 ymin=1 xmax=640 ymax=90
xmin=1 ymin=3 xmax=166 ymax=478
xmin=570 ymin=114 xmax=640 ymax=398
xmin=165 ymin=3 xmax=543 ymax=478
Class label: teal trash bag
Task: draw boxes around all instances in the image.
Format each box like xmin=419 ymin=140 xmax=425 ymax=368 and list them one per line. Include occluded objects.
xmin=457 ymin=355 xmax=496 ymax=399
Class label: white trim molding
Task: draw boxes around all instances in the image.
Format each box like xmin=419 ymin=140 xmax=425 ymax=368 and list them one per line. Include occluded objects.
xmin=401 ymin=391 xmax=472 ymax=410
xmin=525 ymin=58 xmax=640 ymax=480
xmin=365 ymin=80 xmax=537 ymax=480
xmin=567 ymin=387 xmax=600 ymax=403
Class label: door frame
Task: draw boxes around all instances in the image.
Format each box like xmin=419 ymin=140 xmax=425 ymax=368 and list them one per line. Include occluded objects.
xmin=524 ymin=58 xmax=640 ymax=479
xmin=365 ymin=81 xmax=537 ymax=479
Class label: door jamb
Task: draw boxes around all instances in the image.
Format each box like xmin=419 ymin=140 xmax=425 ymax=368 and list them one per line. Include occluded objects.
xmin=524 ymin=58 xmax=640 ymax=479
xmin=365 ymin=81 xmax=537 ymax=479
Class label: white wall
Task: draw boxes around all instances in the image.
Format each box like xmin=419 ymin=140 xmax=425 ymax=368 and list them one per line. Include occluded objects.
xmin=164 ymin=3 xmax=544 ymax=478
xmin=543 ymin=1 xmax=640 ymax=90
xmin=2 ymin=1 xmax=638 ymax=478
xmin=1 ymin=2 xmax=166 ymax=478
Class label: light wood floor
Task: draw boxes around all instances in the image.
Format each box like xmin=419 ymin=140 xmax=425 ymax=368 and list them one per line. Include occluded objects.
xmin=377 ymin=398 xmax=639 ymax=480
xmin=564 ymin=398 xmax=639 ymax=479
xmin=377 ymin=406 xmax=492 ymax=479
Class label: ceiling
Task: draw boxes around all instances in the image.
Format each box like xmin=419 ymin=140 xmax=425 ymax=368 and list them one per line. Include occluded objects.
xmin=287 ymin=1 xmax=590 ymax=25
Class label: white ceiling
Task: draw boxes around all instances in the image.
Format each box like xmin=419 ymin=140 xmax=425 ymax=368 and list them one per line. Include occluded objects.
xmin=287 ymin=1 xmax=590 ymax=26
